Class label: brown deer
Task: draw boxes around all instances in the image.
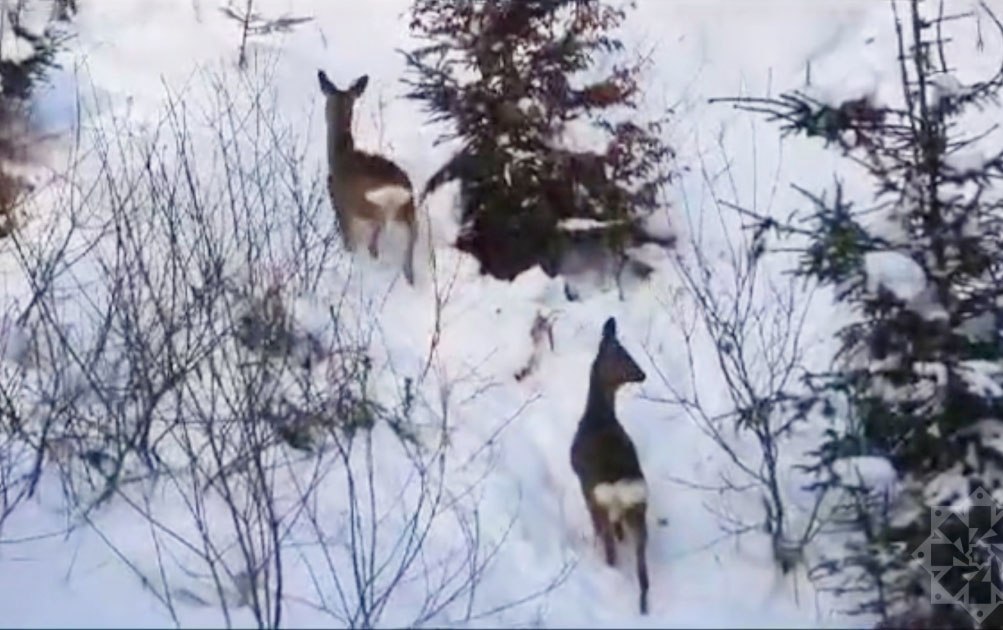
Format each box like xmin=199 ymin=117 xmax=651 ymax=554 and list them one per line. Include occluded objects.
xmin=570 ymin=316 xmax=650 ymax=615
xmin=317 ymin=70 xmax=418 ymax=285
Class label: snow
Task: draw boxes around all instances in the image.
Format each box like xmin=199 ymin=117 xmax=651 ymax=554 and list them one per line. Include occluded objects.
xmin=831 ymin=456 xmax=899 ymax=500
xmin=2 ymin=0 xmax=999 ymax=628
xmin=928 ymin=72 xmax=966 ymax=107
xmin=557 ymin=217 xmax=626 ymax=232
xmin=945 ymin=149 xmax=988 ymax=175
xmin=959 ymin=360 xmax=1003 ymax=400
xmin=958 ymin=311 xmax=999 ymax=343
xmin=864 ymin=251 xmax=927 ymax=301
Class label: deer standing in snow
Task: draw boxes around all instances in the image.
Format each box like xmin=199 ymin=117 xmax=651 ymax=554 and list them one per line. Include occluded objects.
xmin=317 ymin=70 xmax=418 ymax=285
xmin=570 ymin=316 xmax=650 ymax=615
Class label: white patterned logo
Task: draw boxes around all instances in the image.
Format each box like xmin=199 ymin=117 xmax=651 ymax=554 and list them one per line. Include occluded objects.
xmin=913 ymin=487 xmax=1003 ymax=623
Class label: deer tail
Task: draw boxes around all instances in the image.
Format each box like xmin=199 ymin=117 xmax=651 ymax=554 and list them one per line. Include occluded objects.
xmin=420 ymin=151 xmax=472 ymax=203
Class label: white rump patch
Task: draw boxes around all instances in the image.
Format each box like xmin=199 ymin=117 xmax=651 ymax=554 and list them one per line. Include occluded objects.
xmin=365 ymin=186 xmax=412 ymax=211
xmin=593 ymin=478 xmax=647 ymax=523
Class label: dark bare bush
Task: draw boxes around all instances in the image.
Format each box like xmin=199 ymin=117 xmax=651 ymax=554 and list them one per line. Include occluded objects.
xmin=643 ymin=124 xmax=844 ymax=581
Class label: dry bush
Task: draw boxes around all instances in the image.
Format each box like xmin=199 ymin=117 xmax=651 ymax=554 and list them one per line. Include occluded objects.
xmin=0 ymin=59 xmax=570 ymax=627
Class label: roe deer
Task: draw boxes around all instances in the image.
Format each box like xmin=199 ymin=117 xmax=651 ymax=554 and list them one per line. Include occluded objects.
xmin=317 ymin=71 xmax=417 ymax=284
xmin=570 ymin=316 xmax=649 ymax=614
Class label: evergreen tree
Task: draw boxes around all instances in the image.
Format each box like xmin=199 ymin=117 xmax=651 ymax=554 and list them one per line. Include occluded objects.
xmin=404 ymin=0 xmax=674 ymax=281
xmin=0 ymin=1 xmax=76 ymax=237
xmin=0 ymin=1 xmax=74 ymax=101
xmin=726 ymin=1 xmax=1003 ymax=625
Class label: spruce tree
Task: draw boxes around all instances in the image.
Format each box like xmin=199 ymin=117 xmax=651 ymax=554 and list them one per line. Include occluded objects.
xmin=0 ymin=1 xmax=72 ymax=101
xmin=404 ymin=0 xmax=674 ymax=281
xmin=725 ymin=1 xmax=1003 ymax=625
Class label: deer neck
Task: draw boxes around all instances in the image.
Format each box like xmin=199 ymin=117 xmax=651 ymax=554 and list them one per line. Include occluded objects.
xmin=582 ymin=370 xmax=618 ymax=427
xmin=326 ymin=119 xmax=356 ymax=173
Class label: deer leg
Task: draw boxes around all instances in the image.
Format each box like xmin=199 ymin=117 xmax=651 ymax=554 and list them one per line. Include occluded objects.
xmin=329 ymin=178 xmax=356 ymax=252
xmin=585 ymin=495 xmax=604 ymax=539
xmin=627 ymin=505 xmax=650 ymax=615
xmin=613 ymin=520 xmax=625 ymax=542
xmin=403 ymin=223 xmax=416 ymax=285
xmin=585 ymin=496 xmax=616 ymax=565
xmin=616 ymin=253 xmax=628 ymax=302
xmin=368 ymin=221 xmax=383 ymax=259
xmin=601 ymin=525 xmax=617 ymax=566
xmin=335 ymin=208 xmax=358 ymax=252
xmin=397 ymin=200 xmax=417 ymax=285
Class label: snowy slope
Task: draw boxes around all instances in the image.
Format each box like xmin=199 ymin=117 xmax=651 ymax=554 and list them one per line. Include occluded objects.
xmin=2 ymin=0 xmax=998 ymax=627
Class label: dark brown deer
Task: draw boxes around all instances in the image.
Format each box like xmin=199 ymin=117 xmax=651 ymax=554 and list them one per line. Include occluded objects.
xmin=570 ymin=316 xmax=650 ymax=615
xmin=317 ymin=70 xmax=418 ymax=285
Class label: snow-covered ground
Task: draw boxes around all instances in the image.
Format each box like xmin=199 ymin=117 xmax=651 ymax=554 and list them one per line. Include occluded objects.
xmin=0 ymin=0 xmax=999 ymax=627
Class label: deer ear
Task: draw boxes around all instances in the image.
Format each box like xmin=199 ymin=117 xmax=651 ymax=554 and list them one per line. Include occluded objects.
xmin=602 ymin=317 xmax=617 ymax=339
xmin=349 ymin=75 xmax=369 ymax=97
xmin=318 ymin=70 xmax=337 ymax=95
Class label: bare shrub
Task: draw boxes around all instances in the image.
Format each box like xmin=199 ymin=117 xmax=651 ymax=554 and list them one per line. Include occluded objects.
xmin=645 ymin=135 xmax=840 ymax=576
xmin=0 ymin=60 xmax=565 ymax=628
xmin=219 ymin=1 xmax=313 ymax=70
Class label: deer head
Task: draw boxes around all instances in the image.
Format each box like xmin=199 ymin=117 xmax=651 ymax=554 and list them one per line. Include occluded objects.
xmin=317 ymin=71 xmax=369 ymax=145
xmin=592 ymin=317 xmax=646 ymax=391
